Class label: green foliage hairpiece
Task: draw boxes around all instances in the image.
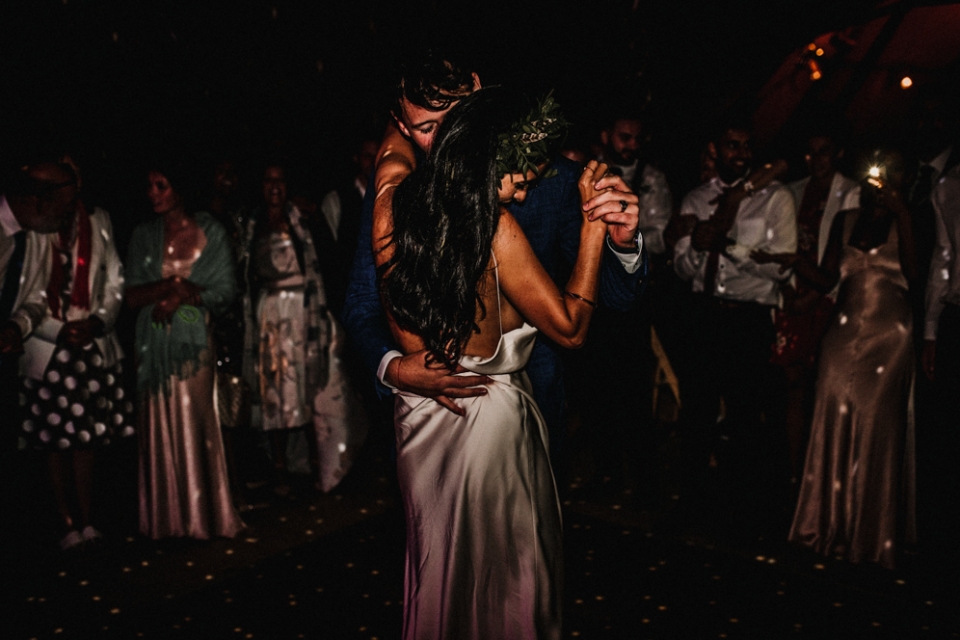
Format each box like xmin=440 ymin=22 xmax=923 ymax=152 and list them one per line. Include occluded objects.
xmin=496 ymin=91 xmax=569 ymax=180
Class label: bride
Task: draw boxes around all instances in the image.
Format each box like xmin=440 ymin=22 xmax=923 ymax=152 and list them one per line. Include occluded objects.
xmin=375 ymin=86 xmax=629 ymax=639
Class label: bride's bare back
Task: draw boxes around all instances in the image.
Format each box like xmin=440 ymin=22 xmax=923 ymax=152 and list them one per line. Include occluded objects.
xmin=377 ymin=162 xmax=611 ymax=365
xmin=460 ymin=221 xmax=537 ymax=360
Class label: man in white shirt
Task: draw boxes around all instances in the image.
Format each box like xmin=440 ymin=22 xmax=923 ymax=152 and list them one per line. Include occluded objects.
xmin=319 ymin=138 xmax=377 ymax=310
xmin=908 ymin=92 xmax=959 ymax=330
xmin=923 ymin=165 xmax=960 ymax=382
xmin=906 ymin=85 xmax=960 ymax=342
xmin=673 ymin=121 xmax=796 ymax=485
xmin=907 ymin=86 xmax=960 ymax=551
xmin=573 ymin=109 xmax=673 ymax=500
xmin=921 ymin=162 xmax=960 ymax=550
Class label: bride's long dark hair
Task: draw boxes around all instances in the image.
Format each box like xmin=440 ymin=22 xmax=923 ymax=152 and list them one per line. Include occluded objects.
xmin=380 ymin=87 xmax=539 ymax=369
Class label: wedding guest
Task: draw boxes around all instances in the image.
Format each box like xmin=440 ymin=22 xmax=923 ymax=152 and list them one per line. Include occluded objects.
xmin=774 ymin=128 xmax=859 ymax=482
xmin=783 ymin=149 xmax=917 ymax=569
xmin=205 ymin=157 xmax=257 ymax=502
xmin=673 ymin=120 xmax=795 ymax=487
xmin=248 ymin=162 xmax=366 ymax=496
xmin=319 ymin=138 xmax=378 ymax=310
xmin=19 ymin=154 xmax=133 ymax=549
xmin=126 ymin=158 xmax=244 ymax=539
xmin=921 ymin=157 xmax=960 ymax=551
xmin=1 ymin=162 xmax=72 ymax=479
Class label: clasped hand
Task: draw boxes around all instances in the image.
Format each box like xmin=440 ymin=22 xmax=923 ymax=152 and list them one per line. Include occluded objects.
xmin=579 ymin=161 xmax=641 ymax=252
xmin=152 ymin=276 xmax=204 ymax=324
xmin=57 ymin=317 xmax=104 ymax=346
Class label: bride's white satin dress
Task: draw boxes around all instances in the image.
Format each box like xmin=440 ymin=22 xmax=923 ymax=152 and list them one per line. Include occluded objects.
xmin=394 ymin=321 xmax=563 ymax=640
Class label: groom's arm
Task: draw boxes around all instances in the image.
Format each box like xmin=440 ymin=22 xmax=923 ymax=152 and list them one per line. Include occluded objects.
xmin=342 ymin=124 xmax=492 ymax=410
xmin=342 ymin=174 xmax=402 ymax=398
xmin=343 ymin=123 xmax=419 ymax=396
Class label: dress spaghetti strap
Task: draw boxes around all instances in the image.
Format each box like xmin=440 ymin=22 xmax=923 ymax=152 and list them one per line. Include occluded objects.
xmin=492 ymin=252 xmax=503 ymax=340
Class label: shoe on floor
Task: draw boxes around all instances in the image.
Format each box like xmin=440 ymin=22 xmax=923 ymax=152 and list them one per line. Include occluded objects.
xmin=60 ymin=529 xmax=83 ymax=551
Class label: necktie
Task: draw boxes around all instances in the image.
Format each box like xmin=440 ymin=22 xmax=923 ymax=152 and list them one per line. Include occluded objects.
xmin=909 ymin=164 xmax=935 ymax=210
xmin=703 ymin=244 xmax=721 ymax=294
xmin=0 ymin=230 xmax=27 ymax=322
xmin=909 ymin=164 xmax=938 ymax=288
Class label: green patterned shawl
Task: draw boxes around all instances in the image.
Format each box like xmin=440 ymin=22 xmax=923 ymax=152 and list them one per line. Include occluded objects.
xmin=126 ymin=211 xmax=237 ymax=392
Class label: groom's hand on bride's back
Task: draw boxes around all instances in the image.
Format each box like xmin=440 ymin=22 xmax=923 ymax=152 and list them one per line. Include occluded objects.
xmin=385 ymin=349 xmax=491 ymax=416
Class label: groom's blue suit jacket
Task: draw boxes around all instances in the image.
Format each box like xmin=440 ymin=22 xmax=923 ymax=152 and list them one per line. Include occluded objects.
xmin=341 ymin=155 xmax=646 ymax=458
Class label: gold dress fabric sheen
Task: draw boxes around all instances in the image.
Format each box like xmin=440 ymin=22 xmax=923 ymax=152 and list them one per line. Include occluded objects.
xmin=789 ymin=212 xmax=916 ymax=569
xmin=138 ymin=232 xmax=244 ymax=540
xmin=394 ymin=322 xmax=562 ymax=640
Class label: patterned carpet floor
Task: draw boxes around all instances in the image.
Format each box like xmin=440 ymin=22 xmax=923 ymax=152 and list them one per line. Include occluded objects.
xmin=4 ymin=431 xmax=958 ymax=640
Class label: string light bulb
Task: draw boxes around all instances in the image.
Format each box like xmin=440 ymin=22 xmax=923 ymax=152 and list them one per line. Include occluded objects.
xmin=800 ymin=42 xmax=826 ymax=81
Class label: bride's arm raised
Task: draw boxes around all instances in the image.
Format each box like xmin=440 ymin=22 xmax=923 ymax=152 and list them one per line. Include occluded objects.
xmin=494 ymin=161 xmax=609 ymax=348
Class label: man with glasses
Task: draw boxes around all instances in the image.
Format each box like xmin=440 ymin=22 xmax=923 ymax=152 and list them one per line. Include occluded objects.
xmin=1 ymin=161 xmax=78 ymax=470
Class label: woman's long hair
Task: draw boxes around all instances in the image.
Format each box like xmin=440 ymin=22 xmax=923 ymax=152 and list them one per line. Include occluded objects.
xmin=380 ymin=87 xmax=533 ymax=369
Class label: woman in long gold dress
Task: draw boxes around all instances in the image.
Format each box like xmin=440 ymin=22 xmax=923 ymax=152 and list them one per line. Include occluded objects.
xmin=126 ymin=163 xmax=244 ymax=540
xmin=765 ymin=152 xmax=917 ymax=569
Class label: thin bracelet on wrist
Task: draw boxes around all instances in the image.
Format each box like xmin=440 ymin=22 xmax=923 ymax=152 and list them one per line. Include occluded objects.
xmin=564 ymin=290 xmax=597 ymax=307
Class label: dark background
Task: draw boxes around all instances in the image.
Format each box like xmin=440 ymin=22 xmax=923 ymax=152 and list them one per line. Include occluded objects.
xmin=2 ymin=0 xmax=897 ymax=422
xmin=0 ymin=0 xmax=951 ymax=227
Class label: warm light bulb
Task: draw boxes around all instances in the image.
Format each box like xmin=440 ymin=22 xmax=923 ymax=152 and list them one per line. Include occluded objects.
xmin=868 ymin=166 xmax=881 ymax=178
xmin=815 ymin=48 xmax=824 ymax=56
xmin=900 ymin=76 xmax=913 ymax=89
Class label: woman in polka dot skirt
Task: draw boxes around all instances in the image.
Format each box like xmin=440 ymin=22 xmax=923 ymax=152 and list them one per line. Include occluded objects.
xmin=19 ymin=156 xmax=133 ymax=551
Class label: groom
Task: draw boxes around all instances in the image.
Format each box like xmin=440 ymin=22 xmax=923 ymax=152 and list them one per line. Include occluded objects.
xmin=341 ymin=49 xmax=646 ymax=464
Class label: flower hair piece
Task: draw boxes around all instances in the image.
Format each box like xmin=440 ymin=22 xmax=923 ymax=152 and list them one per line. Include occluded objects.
xmin=496 ymin=91 xmax=569 ymax=180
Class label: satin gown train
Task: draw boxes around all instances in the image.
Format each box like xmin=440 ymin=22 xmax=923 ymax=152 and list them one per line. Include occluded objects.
xmin=394 ymin=320 xmax=562 ymax=640
xmin=789 ymin=212 xmax=916 ymax=569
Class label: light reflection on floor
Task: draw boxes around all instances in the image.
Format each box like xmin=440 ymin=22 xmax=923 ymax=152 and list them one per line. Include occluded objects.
xmin=5 ymin=445 xmax=960 ymax=639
